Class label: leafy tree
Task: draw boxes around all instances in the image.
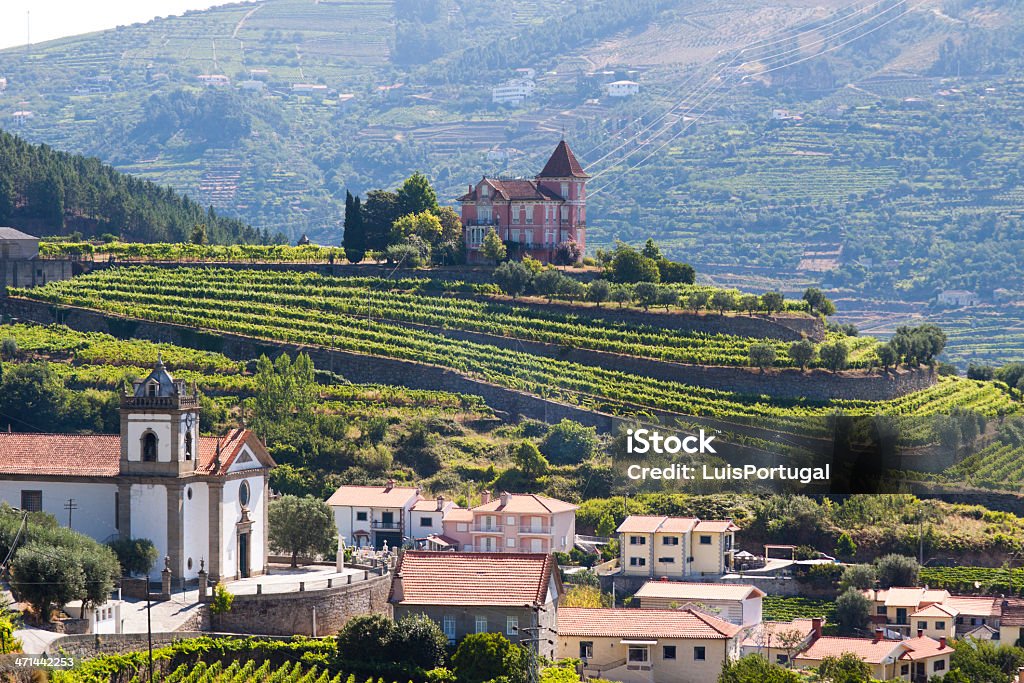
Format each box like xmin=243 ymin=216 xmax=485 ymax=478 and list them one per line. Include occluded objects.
xmin=553 ymin=241 xmax=582 ymax=266
xmin=816 ymin=652 xmax=873 ymax=682
xmin=539 ymin=419 xmax=598 ymax=465
xmin=688 ymin=290 xmax=710 ymax=312
xmin=967 ymin=363 xmax=995 ymax=381
xmin=819 ymin=341 xmax=849 ymax=373
xmin=10 ymin=542 xmax=86 ymax=623
xmin=803 ymin=288 xmax=836 ymax=316
xmin=949 ymin=638 xmax=1024 ymax=682
xmin=839 ymin=564 xmax=876 ymax=593
xmin=337 ymin=613 xmax=398 ymax=665
xmin=834 ymin=532 xmax=858 ymax=561
xmin=634 ymin=282 xmax=659 ymax=310
xmin=534 ymin=269 xmax=565 ymax=303
xmin=761 ymin=291 xmax=785 ymax=314
xmin=0 ymin=338 xmax=16 ymax=360
xmin=749 ymin=343 xmax=777 ymax=373
xmin=392 ymin=211 xmax=444 ymax=247
xmin=480 ymin=228 xmax=507 ymax=265
xmin=641 ymin=238 xmax=661 ymax=260
xmin=834 ymin=588 xmax=871 ymax=636
xmin=595 ymin=511 xmax=617 ymax=538
xmin=587 ymin=279 xmax=611 ymax=307
xmin=387 ymin=240 xmax=429 ymax=267
xmin=0 ymin=362 xmax=69 ymax=430
xmin=789 ymin=339 xmax=816 ymax=372
xmin=107 ymin=538 xmax=159 ymax=577
xmin=608 ymin=244 xmax=660 ymax=284
xmin=610 ymin=284 xmax=634 ymax=308
xmin=876 ymin=343 xmax=897 ymax=372
xmin=190 ymin=223 xmax=208 ymax=245
xmin=711 ymin=290 xmax=735 ymax=315
xmin=562 ymin=585 xmax=608 ymax=608
xmin=397 ymin=614 xmax=449 ymax=670
xmin=656 ymin=286 xmax=680 ymax=311
xmin=362 ymin=189 xmax=401 ymax=251
xmin=494 ymin=261 xmax=532 ymax=299
xmin=343 ymin=191 xmax=366 ymax=263
xmin=560 ymin=278 xmax=586 ymax=302
xmin=396 ymin=172 xmax=439 ymax=217
xmin=657 ymin=260 xmax=695 ymax=284
xmin=739 ymin=294 xmax=760 ymax=315
xmin=874 ymin=554 xmax=919 ymax=589
xmin=719 ymin=654 xmax=802 ymax=682
xmin=74 ymin=544 xmax=121 ymax=612
xmin=513 ymin=441 xmax=549 ymax=480
xmin=451 ymin=633 xmax=529 ymax=683
xmin=268 ymin=495 xmax=335 ymax=567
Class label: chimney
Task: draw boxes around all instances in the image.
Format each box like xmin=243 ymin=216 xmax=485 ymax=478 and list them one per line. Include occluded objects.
xmin=481 ymin=490 xmax=491 ymax=504
xmin=436 ymin=495 xmax=445 ymax=512
xmin=811 ymin=618 xmax=823 ymax=641
xmin=873 ymin=629 xmax=884 ymax=643
xmin=917 ymin=629 xmax=924 ymax=639
xmin=940 ymin=637 xmax=947 ymax=649
xmin=500 ymin=491 xmax=511 ymax=507
xmin=469 ymin=184 xmax=473 ymax=195
xmin=385 ymin=479 xmax=395 ymax=491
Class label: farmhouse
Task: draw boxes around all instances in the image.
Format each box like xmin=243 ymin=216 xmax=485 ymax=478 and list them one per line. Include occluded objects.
xmin=617 ymin=515 xmax=739 ymax=578
xmin=459 ymin=140 xmax=588 ymax=264
xmin=0 ymin=358 xmax=274 ymax=581
xmin=605 ymin=80 xmax=640 ymax=97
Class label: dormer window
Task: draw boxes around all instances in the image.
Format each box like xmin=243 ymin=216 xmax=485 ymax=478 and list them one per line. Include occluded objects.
xmin=142 ymin=432 xmax=158 ymax=462
xmin=481 ymin=184 xmax=489 ymax=197
xmin=147 ymin=382 xmax=157 ymax=397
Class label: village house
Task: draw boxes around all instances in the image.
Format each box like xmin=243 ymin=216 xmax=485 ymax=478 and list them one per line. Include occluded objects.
xmin=423 ymin=491 xmax=576 ymax=553
xmin=326 ymin=481 xmax=421 ymax=550
xmin=634 ymin=580 xmax=764 ymax=627
xmin=556 ymin=606 xmax=743 ymax=683
xmin=0 ymin=358 xmax=274 ymax=581
xmin=937 ymin=289 xmax=980 ymax=307
xmin=459 ymin=140 xmax=588 ymax=264
xmin=409 ymin=495 xmax=457 ymax=542
xmin=390 ymin=551 xmax=561 ymax=658
xmin=999 ymin=598 xmax=1024 ymax=645
xmin=741 ymin=618 xmax=821 ymax=667
xmin=795 ymin=631 xmax=953 ymax=682
xmin=617 ymin=515 xmax=739 ymax=578
xmin=605 ymin=80 xmax=640 ymax=97
xmin=864 ymin=588 xmax=1000 ymax=638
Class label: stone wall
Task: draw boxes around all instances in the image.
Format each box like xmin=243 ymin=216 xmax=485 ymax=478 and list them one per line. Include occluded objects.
xmin=210 ymin=571 xmax=392 ymax=637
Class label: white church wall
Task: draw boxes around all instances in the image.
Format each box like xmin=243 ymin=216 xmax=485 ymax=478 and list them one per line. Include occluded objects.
xmin=0 ymin=480 xmax=117 ymax=542
xmin=220 ymin=474 xmax=266 ymax=578
xmin=126 ymin=414 xmax=173 ymax=462
xmin=182 ymin=482 xmax=209 ymax=580
xmin=130 ymin=483 xmax=168 ymax=579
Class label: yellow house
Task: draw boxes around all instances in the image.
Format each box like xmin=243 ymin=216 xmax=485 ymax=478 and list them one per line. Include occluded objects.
xmin=794 ymin=632 xmax=953 ymax=681
xmin=863 ymin=587 xmax=950 ymax=637
xmin=910 ymin=604 xmax=957 ymax=641
xmin=1000 ymin=598 xmax=1024 ymax=645
xmin=556 ymin=607 xmax=742 ymax=683
xmin=741 ymin=618 xmax=821 ymax=667
xmin=617 ymin=515 xmax=738 ymax=579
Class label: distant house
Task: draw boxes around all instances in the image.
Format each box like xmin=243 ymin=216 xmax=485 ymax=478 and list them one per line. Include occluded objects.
xmin=0 ymin=227 xmax=40 ymax=260
xmin=605 ymin=80 xmax=640 ymax=97
xmin=772 ymin=108 xmax=803 ymax=120
xmin=326 ymin=481 xmax=421 ymax=549
xmin=197 ymin=74 xmax=230 ymax=87
xmin=11 ymin=111 xmax=33 ymax=124
xmin=492 ymin=78 xmax=536 ymax=105
xmin=292 ymin=83 xmax=328 ymax=94
xmin=937 ymin=289 xmax=979 ymax=307
xmin=864 ymin=589 xmax=999 ymax=639
xmin=634 ymin=580 xmax=764 ymax=627
xmin=437 ymin=491 xmax=577 ymax=554
xmin=556 ymin=607 xmax=743 ymax=683
xmin=999 ymin=598 xmax=1024 ymax=644
xmin=742 ymin=618 xmax=821 ymax=667
xmin=390 ymin=551 xmax=561 ymax=657
xmin=617 ymin=515 xmax=739 ymax=578
xmin=794 ymin=632 xmax=953 ymax=681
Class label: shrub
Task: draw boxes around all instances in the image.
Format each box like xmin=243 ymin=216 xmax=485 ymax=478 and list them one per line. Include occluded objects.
xmin=107 ymin=537 xmax=158 ymax=577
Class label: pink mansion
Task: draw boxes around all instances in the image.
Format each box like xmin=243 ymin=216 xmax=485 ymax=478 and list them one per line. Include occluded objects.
xmin=459 ymin=140 xmax=589 ymax=263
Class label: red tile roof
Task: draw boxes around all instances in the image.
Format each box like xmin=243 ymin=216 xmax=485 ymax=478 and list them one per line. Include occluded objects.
xmin=558 ymin=607 xmax=742 ymax=639
xmin=537 ymin=140 xmax=589 ymax=179
xmin=326 ymin=484 xmax=421 ymax=508
xmin=900 ymin=636 xmax=954 ymax=660
xmin=0 ymin=427 xmax=263 ymax=478
xmin=472 ymin=493 xmax=576 ymax=514
xmin=615 ymin=515 xmax=738 ymax=534
xmin=1000 ymin=598 xmax=1024 ymax=627
xmin=458 ymin=178 xmax=564 ymax=203
xmin=741 ymin=619 xmax=817 ymax=648
xmin=795 ymin=637 xmax=908 ymax=665
xmin=390 ymin=551 xmax=557 ymax=607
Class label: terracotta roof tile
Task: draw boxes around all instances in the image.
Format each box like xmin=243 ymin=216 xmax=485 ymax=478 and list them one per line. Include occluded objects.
xmin=635 ymin=581 xmax=765 ymax=602
xmin=911 ymin=603 xmax=958 ymax=618
xmin=900 ymin=636 xmax=954 ymax=660
xmin=326 ymin=484 xmax=421 ymax=508
xmin=391 ymin=551 xmax=556 ymax=607
xmin=1000 ymin=598 xmax=1024 ymax=627
xmin=537 ymin=140 xmax=589 ymax=179
xmin=694 ymin=520 xmax=741 ymax=533
xmin=946 ymin=596 xmax=999 ymax=618
xmin=558 ymin=607 xmax=742 ymax=639
xmin=472 ymin=493 xmax=576 ymax=514
xmin=795 ymin=637 xmax=908 ymax=665
xmin=615 ymin=515 xmax=736 ymax=534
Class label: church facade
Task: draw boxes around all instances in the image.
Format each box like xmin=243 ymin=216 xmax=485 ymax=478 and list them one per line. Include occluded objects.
xmin=459 ymin=140 xmax=589 ymax=263
xmin=0 ymin=358 xmax=275 ymax=582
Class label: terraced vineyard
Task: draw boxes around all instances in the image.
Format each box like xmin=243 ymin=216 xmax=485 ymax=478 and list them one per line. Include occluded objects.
xmin=919 ymin=566 xmax=1024 ymax=596
xmin=13 ymin=268 xmax=1020 ymax=437
xmin=762 ymin=596 xmax=836 ymax=623
xmin=942 ymin=442 xmax=1024 ymax=491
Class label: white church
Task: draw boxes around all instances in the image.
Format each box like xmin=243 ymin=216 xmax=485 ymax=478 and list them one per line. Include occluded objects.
xmin=0 ymin=358 xmax=275 ymax=581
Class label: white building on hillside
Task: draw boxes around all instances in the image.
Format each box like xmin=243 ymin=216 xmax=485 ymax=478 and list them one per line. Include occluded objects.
xmin=635 ymin=581 xmax=765 ymax=627
xmin=326 ymin=481 xmax=422 ymax=549
xmin=0 ymin=358 xmax=275 ymax=581
xmin=492 ymin=78 xmax=536 ymax=105
xmin=605 ymin=80 xmax=640 ymax=97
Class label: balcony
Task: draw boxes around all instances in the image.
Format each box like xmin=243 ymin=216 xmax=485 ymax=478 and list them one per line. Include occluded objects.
xmin=464 ymin=220 xmax=499 ymax=227
xmin=518 ymin=525 xmax=551 ymax=535
xmin=371 ymin=521 xmax=401 ymax=530
xmin=471 ymin=524 xmax=504 ymax=533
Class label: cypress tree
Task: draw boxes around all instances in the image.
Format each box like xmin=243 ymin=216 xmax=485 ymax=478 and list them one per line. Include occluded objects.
xmin=343 ymin=191 xmax=366 ymax=263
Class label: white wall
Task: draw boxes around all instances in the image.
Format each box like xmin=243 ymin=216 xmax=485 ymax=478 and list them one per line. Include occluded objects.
xmin=130 ymin=483 xmax=167 ymax=579
xmin=181 ymin=482 xmax=209 ymax=580
xmin=219 ymin=474 xmax=266 ymax=578
xmin=0 ymin=480 xmax=118 ymax=542
xmin=126 ymin=415 xmax=172 ymax=462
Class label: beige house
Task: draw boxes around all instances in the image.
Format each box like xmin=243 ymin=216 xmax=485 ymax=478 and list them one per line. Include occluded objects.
xmin=865 ymin=588 xmax=1000 ymax=638
xmin=1000 ymin=598 xmax=1024 ymax=645
xmin=741 ymin=618 xmax=821 ymax=666
xmin=618 ymin=515 xmax=738 ymax=578
xmin=556 ymin=607 xmax=742 ymax=683
xmin=910 ymin=604 xmax=957 ymax=641
xmin=634 ymin=581 xmax=764 ymax=627
xmin=864 ymin=587 xmax=950 ymax=637
xmin=795 ymin=632 xmax=953 ymax=681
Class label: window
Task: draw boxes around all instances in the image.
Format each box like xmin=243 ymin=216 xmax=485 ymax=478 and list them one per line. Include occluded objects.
xmin=579 ymin=642 xmax=593 ymax=660
xmin=877 ymin=606 xmax=887 ymax=615
xmin=142 ymin=432 xmax=158 ymax=462
xmin=443 ymin=616 xmax=456 ymax=640
xmin=239 ymin=481 xmax=250 ymax=507
xmin=506 ymin=538 xmax=515 ymax=548
xmin=469 ymin=226 xmax=485 ymax=245
xmin=560 ymin=206 xmax=568 ymax=221
xmin=934 ymin=660 xmax=946 ymax=672
xmin=475 ymin=616 xmax=487 ymax=633
xmin=699 ymin=535 xmax=712 ymax=545
xmin=525 ymin=209 xmax=533 ymax=225
xmin=421 ymin=516 xmax=433 ymax=527
xmin=481 ymin=185 xmax=489 ymax=197
xmin=147 ymin=382 xmax=157 ymax=397
xmin=658 ymin=557 xmax=675 ymax=563
xmin=506 ymin=616 xmax=518 ymax=636
xmin=918 ymin=621 xmax=928 ymax=630
xmin=935 ymin=621 xmax=945 ymax=630
xmin=693 ymin=647 xmax=706 ymax=661
xmin=776 ymin=654 xmax=788 ymax=665
xmin=560 ymin=182 xmax=569 ymax=198
xmin=356 ymin=511 xmax=368 ymax=521
xmin=458 ymin=523 xmax=468 ymax=532
xmin=628 ymin=647 xmax=648 ymax=663
xmin=900 ymin=665 xmax=909 ymax=676
xmin=512 ymin=206 xmax=520 ymax=224
xmin=662 ymin=537 xmax=679 ymax=545
xmin=20 ymin=490 xmax=42 ymax=513
xmin=506 ymin=516 xmax=515 ymax=525
xmin=629 ymin=557 xmax=646 ymax=567
xmin=662 ymin=646 xmax=676 ymax=660
xmin=381 ymin=511 xmax=394 ymax=525
xmin=629 ymin=536 xmax=646 ymax=545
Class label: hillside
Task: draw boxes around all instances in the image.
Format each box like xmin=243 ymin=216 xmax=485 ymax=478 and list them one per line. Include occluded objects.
xmin=3 ymin=0 xmax=1024 ymax=358
xmin=0 ymin=129 xmax=272 ymax=243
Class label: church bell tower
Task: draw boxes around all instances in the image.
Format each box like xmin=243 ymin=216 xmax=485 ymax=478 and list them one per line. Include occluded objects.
xmin=119 ymin=355 xmax=200 ymax=476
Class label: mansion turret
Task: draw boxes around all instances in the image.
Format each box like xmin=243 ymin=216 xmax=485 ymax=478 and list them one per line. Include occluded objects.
xmin=459 ymin=140 xmax=589 ymax=263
